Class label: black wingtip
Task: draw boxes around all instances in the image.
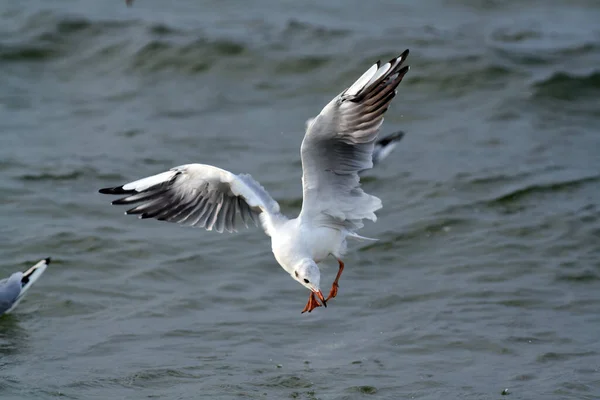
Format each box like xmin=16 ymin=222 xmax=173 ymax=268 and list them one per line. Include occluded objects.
xmin=44 ymin=257 xmax=51 ymax=264
xmin=377 ymin=130 xmax=405 ymax=146
xmin=398 ymin=65 xmax=410 ymax=78
xmin=99 ymin=186 xmax=126 ymax=195
xmin=387 ymin=49 xmax=410 ymax=66
xmin=390 ymin=130 xmax=405 ymax=141
xmin=112 ymin=197 xmax=132 ymax=205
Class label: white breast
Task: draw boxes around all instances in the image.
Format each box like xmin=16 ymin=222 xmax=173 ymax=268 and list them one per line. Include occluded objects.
xmin=303 ymin=225 xmax=345 ymax=263
xmin=270 ymin=219 xmax=346 ymax=272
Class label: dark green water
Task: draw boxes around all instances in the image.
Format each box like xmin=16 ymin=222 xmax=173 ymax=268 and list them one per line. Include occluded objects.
xmin=1 ymin=1 xmax=600 ymax=399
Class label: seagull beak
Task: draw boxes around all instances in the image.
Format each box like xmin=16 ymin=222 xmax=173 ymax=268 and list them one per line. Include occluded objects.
xmin=314 ymin=289 xmax=327 ymax=307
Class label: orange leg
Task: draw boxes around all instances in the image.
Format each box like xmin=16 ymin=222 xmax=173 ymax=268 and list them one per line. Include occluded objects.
xmin=326 ymin=259 xmax=345 ymax=302
xmin=301 ymin=292 xmax=322 ymax=313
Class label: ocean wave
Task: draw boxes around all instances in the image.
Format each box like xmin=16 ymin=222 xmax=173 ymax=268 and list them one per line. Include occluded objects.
xmin=0 ymin=12 xmax=130 ymax=62
xmin=0 ymin=10 xmax=349 ymax=78
xmin=0 ymin=9 xmax=368 ymax=83
xmin=484 ymin=175 xmax=600 ymax=206
xmin=492 ymin=42 xmax=600 ymax=67
xmin=273 ymin=55 xmax=330 ymax=74
xmin=533 ymin=70 xmax=600 ymax=101
xmin=131 ymin=37 xmax=247 ymax=73
xmin=16 ymin=167 xmax=125 ymax=182
xmin=129 ymin=38 xmax=338 ymax=77
xmin=0 ymin=43 xmax=58 ymax=61
xmin=359 ymin=217 xmax=469 ymax=252
xmin=407 ymin=55 xmax=515 ymax=96
xmin=555 ymin=269 xmax=600 ymax=283
xmin=281 ymin=18 xmax=350 ymax=40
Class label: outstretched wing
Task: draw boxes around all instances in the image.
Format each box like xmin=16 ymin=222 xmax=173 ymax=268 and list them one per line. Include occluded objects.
xmin=99 ymin=164 xmax=281 ymax=234
xmin=299 ymin=50 xmax=410 ymax=230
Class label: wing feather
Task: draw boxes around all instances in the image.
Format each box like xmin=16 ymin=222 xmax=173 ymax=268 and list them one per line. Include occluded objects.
xmin=299 ymin=50 xmax=410 ymax=230
xmin=100 ymin=164 xmax=282 ymax=235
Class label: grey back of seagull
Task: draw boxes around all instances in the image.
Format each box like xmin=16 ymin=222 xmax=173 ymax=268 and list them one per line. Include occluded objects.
xmin=0 ymin=272 xmax=22 ymax=315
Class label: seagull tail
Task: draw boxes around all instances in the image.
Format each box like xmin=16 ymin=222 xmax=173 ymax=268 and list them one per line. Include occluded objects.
xmin=346 ymin=231 xmax=378 ymax=242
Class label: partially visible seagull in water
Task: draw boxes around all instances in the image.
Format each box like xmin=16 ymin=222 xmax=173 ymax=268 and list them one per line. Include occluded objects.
xmin=0 ymin=258 xmax=50 ymax=316
xmin=100 ymin=50 xmax=410 ymax=313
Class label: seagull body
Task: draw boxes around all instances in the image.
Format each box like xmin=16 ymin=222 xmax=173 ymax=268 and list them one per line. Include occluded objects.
xmin=0 ymin=258 xmax=50 ymax=316
xmin=100 ymin=50 xmax=410 ymax=312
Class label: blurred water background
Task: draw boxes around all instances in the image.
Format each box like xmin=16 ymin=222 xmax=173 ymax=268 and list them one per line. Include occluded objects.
xmin=1 ymin=0 xmax=600 ymax=399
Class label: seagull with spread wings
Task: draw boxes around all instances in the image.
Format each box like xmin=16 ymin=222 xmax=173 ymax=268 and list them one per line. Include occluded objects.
xmin=100 ymin=50 xmax=410 ymax=313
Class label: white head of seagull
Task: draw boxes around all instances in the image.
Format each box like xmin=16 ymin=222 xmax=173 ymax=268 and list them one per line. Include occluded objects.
xmin=100 ymin=50 xmax=410 ymax=313
xmin=293 ymin=259 xmax=322 ymax=294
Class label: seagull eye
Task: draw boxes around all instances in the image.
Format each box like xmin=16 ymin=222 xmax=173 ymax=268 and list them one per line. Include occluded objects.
xmin=295 ymin=271 xmax=299 ymax=278
xmin=303 ymin=279 xmax=309 ymax=284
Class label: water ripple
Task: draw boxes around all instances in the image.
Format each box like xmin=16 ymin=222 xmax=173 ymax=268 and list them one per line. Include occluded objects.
xmin=533 ymin=71 xmax=600 ymax=101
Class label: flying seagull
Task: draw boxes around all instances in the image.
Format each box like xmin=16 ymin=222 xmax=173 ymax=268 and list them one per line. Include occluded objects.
xmin=0 ymin=258 xmax=50 ymax=316
xmin=100 ymin=50 xmax=410 ymax=313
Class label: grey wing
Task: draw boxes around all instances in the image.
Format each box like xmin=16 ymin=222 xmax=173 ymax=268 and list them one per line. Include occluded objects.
xmin=99 ymin=163 xmax=281 ymax=234
xmin=0 ymin=273 xmax=22 ymax=315
xmin=306 ymin=118 xmax=405 ymax=169
xmin=299 ymin=50 xmax=410 ymax=230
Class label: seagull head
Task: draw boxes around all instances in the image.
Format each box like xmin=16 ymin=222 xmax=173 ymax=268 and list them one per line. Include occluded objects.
xmin=293 ymin=259 xmax=325 ymax=304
